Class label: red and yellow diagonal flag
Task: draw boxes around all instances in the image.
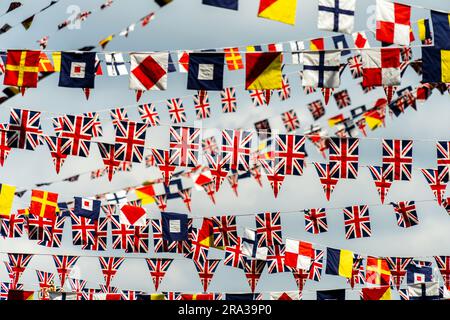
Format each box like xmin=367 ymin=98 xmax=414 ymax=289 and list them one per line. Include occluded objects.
xmin=29 ymin=189 xmax=58 ymax=219
xmin=38 ymin=52 xmax=54 ymax=72
xmin=4 ymin=50 xmax=40 ymax=87
xmin=257 ymin=0 xmax=297 ymax=25
xmin=245 ymin=52 xmax=282 ymax=90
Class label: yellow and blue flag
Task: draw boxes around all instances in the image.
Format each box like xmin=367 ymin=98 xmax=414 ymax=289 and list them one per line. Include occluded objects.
xmin=325 ymin=247 xmax=354 ymax=278
xmin=422 ymin=47 xmax=450 ymax=83
xmin=431 ymin=10 xmax=450 ymax=49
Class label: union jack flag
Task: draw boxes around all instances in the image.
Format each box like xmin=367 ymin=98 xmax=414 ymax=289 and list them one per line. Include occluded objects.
xmin=347 ymin=255 xmax=365 ymax=288
xmin=333 ymin=90 xmax=352 ymax=109
xmin=71 ymin=213 xmax=98 ymax=247
xmin=266 ymin=244 xmax=289 ymax=273
xmin=221 ymin=129 xmax=253 ymax=171
xmin=211 ymin=215 xmax=238 ymax=247
xmin=401 ymin=47 xmax=413 ymax=62
xmin=0 ymin=282 xmax=23 ymax=300
xmin=437 ymin=141 xmax=450 ymax=182
xmin=169 ymin=126 xmax=200 ymax=167
xmin=68 ymin=278 xmax=88 ymax=300
xmin=277 ymin=75 xmax=291 ymax=101
xmin=1 ymin=212 xmax=26 ymax=238
xmin=178 ymin=188 xmax=192 ymax=212
xmin=163 ymin=291 xmax=182 ymax=300
xmin=281 ymin=109 xmax=300 ymax=132
xmin=391 ymin=201 xmax=419 ymax=228
xmin=250 ymin=165 xmax=263 ymax=188
xmin=259 ymin=159 xmax=285 ymax=199
xmin=98 ymin=257 xmax=125 ymax=289
xmin=434 ymin=256 xmax=450 ymax=290
xmin=308 ymin=249 xmax=324 ymax=282
xmin=291 ymin=267 xmax=309 ymax=292
xmin=249 ymin=89 xmax=269 ymax=107
xmin=421 ymin=168 xmax=448 ymax=205
xmin=220 ymin=87 xmax=237 ymax=113
xmin=205 ymin=154 xmax=229 ymax=192
xmin=255 ymin=212 xmax=283 ymax=247
xmin=44 ymin=136 xmax=68 ymax=174
xmin=114 ymin=120 xmax=147 ymax=163
xmin=151 ymin=148 xmax=176 ymax=186
xmin=154 ymin=194 xmax=168 ymax=212
xmin=7 ymin=253 xmax=33 ymax=288
xmin=382 ymin=139 xmax=413 ymax=181
xmin=27 ymin=214 xmax=54 ymax=242
xmin=343 ymin=205 xmax=372 ymax=239
xmin=145 ymin=258 xmax=173 ymax=291
xmin=60 ymin=115 xmax=94 ymax=157
xmin=304 ymin=208 xmax=328 ymax=234
xmin=385 ymin=257 xmax=413 ymax=290
xmin=110 ymin=108 xmax=129 ymax=126
xmin=0 ymin=124 xmax=11 ymax=166
xmin=227 ymin=173 xmax=239 ymax=196
xmin=138 ymin=103 xmax=160 ymax=127
xmin=194 ymin=258 xmax=221 ymax=292
xmin=223 ymin=238 xmax=245 ymax=269
xmin=110 ymin=214 xmax=149 ymax=253
xmin=347 ymin=55 xmax=363 ymax=78
xmin=83 ymin=112 xmax=102 ymax=137
xmin=145 ymin=154 xmax=155 ymax=167
xmin=193 ymin=90 xmax=211 ymax=119
xmin=368 ymin=166 xmax=393 ymax=204
xmin=243 ymin=257 xmax=266 ymax=293
xmin=166 ymin=98 xmax=187 ymax=123
xmin=36 ymin=270 xmax=56 ymax=300
xmin=202 ymin=136 xmax=218 ymax=156
xmin=39 ymin=215 xmax=66 ymax=248
xmin=328 ymin=137 xmax=359 ymax=179
xmin=307 ymin=100 xmax=325 ymax=120
xmin=273 ymin=134 xmax=306 ymax=176
xmin=203 ymin=181 xmax=217 ymax=205
xmin=313 ymin=162 xmax=339 ymax=201
xmin=184 ymin=227 xmax=209 ymax=265
xmin=7 ymin=109 xmax=42 ymax=150
xmin=97 ymin=142 xmax=121 ymax=181
xmin=53 ymin=255 xmax=79 ymax=288
xmin=83 ymin=217 xmax=108 ymax=251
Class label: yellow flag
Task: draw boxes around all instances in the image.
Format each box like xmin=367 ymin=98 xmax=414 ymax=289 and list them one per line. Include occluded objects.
xmin=52 ymin=52 xmax=61 ymax=72
xmin=257 ymin=0 xmax=297 ymax=25
xmin=0 ymin=184 xmax=16 ymax=217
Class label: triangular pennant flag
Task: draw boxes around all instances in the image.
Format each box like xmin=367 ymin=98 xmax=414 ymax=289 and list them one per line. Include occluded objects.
xmin=321 ymin=88 xmax=334 ymax=105
xmin=83 ymin=88 xmax=90 ymax=100
xmin=259 ymin=159 xmax=285 ymax=198
xmin=52 ymin=255 xmax=79 ymax=288
xmin=383 ymin=86 xmax=398 ymax=104
xmin=205 ymin=154 xmax=229 ymax=192
xmin=368 ymin=166 xmax=392 ymax=204
xmin=194 ymin=259 xmax=221 ymax=292
xmin=145 ymin=258 xmax=173 ymax=291
xmin=420 ymin=168 xmax=448 ymax=205
xmin=202 ymin=182 xmax=216 ymax=204
xmin=314 ymin=163 xmax=339 ymax=201
xmin=136 ymin=90 xmax=143 ymax=102
xmin=178 ymin=188 xmax=192 ymax=212
xmin=154 ymin=195 xmax=168 ymax=212
xmin=21 ymin=15 xmax=35 ymax=30
xmin=98 ymin=257 xmax=125 ymax=289
xmin=227 ymin=173 xmax=239 ymax=197
xmin=243 ymin=258 xmax=266 ymax=293
xmin=7 ymin=254 xmax=33 ymax=288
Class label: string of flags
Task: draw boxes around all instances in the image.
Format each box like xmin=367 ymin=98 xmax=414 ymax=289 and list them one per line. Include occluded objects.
xmin=0 ymin=243 xmax=449 ymax=300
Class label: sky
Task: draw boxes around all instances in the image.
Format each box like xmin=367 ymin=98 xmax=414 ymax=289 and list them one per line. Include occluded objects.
xmin=0 ymin=0 xmax=449 ymax=300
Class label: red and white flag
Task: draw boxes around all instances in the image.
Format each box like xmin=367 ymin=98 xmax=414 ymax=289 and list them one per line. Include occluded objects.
xmin=129 ymin=52 xmax=168 ymax=91
xmin=119 ymin=204 xmax=147 ymax=226
xmin=285 ymin=239 xmax=314 ymax=270
xmin=361 ymin=48 xmax=401 ymax=87
xmin=376 ymin=0 xmax=411 ymax=46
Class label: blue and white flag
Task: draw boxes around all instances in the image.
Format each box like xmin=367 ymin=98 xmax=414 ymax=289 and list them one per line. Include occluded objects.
xmin=241 ymin=228 xmax=268 ymax=260
xmin=302 ymin=51 xmax=341 ymax=88
xmin=187 ymin=53 xmax=225 ymax=91
xmin=161 ymin=212 xmax=189 ymax=241
xmin=58 ymin=52 xmax=96 ymax=88
xmin=332 ymin=35 xmax=351 ymax=56
xmin=318 ymin=0 xmax=356 ymax=34
xmin=105 ymin=53 xmax=128 ymax=76
xmin=406 ymin=260 xmax=434 ymax=284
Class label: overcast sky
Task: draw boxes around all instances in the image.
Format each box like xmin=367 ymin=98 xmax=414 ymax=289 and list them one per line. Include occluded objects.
xmin=0 ymin=0 xmax=449 ymax=300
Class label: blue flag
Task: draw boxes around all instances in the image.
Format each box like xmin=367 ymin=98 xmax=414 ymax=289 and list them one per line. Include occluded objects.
xmin=58 ymin=52 xmax=96 ymax=88
xmin=317 ymin=289 xmax=346 ymax=300
xmin=73 ymin=197 xmax=101 ymax=220
xmin=187 ymin=53 xmax=225 ymax=91
xmin=406 ymin=261 xmax=433 ymax=284
xmin=332 ymin=35 xmax=351 ymax=56
xmin=161 ymin=212 xmax=189 ymax=241
xmin=202 ymin=0 xmax=238 ymax=10
xmin=431 ymin=10 xmax=450 ymax=49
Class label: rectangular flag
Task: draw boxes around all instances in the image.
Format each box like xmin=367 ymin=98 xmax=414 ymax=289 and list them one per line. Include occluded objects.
xmin=187 ymin=53 xmax=225 ymax=90
xmin=0 ymin=183 xmax=15 ymax=217
xmin=134 ymin=185 xmax=155 ymax=205
xmin=431 ymin=10 xmax=450 ymax=49
xmin=58 ymin=52 xmax=96 ymax=88
xmin=245 ymin=52 xmax=282 ymax=90
xmin=285 ymin=239 xmax=314 ymax=270
xmin=161 ymin=212 xmax=189 ymax=241
xmin=202 ymin=0 xmax=238 ymax=10
xmin=325 ymin=247 xmax=353 ymax=278
xmin=422 ymin=47 xmax=450 ymax=84
xmin=257 ymin=0 xmax=297 ymax=25
xmin=73 ymin=197 xmax=101 ymax=220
